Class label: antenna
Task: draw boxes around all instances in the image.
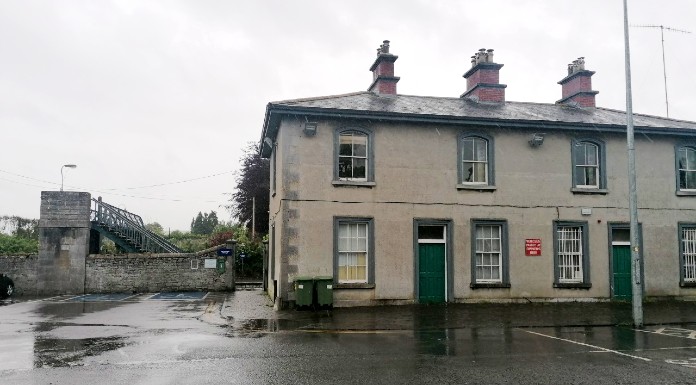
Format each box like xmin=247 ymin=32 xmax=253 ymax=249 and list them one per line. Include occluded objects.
xmin=631 ymin=24 xmax=692 ymax=118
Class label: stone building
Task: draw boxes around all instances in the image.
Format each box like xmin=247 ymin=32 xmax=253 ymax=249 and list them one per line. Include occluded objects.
xmin=260 ymin=41 xmax=696 ymax=308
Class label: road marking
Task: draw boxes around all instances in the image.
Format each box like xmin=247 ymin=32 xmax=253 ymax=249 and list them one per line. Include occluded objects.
xmin=520 ymin=329 xmax=651 ymax=362
xmin=636 ymin=327 xmax=696 ymax=340
xmin=665 ymin=357 xmax=696 ymax=369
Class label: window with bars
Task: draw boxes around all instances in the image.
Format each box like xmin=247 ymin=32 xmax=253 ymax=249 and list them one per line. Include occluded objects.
xmin=679 ymin=225 xmax=696 ymax=285
xmin=470 ymin=219 xmax=509 ymax=288
xmin=557 ymin=227 xmax=583 ymax=283
xmin=677 ymin=146 xmax=696 ymax=191
xmin=571 ymin=139 xmax=606 ymax=192
xmin=334 ymin=218 xmax=374 ymax=285
xmin=553 ymin=221 xmax=590 ymax=288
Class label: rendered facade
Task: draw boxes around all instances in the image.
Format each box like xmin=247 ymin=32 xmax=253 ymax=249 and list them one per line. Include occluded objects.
xmin=260 ymin=41 xmax=696 ymax=308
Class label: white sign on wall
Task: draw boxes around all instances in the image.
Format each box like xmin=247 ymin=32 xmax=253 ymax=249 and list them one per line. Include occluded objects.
xmin=204 ymin=259 xmax=217 ymax=269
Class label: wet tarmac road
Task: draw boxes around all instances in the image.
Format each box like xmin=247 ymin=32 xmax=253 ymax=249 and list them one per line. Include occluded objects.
xmin=2 ymin=292 xmax=696 ymax=384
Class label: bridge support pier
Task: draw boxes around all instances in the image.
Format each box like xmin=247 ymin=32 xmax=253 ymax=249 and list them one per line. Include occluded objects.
xmin=37 ymin=191 xmax=92 ymax=295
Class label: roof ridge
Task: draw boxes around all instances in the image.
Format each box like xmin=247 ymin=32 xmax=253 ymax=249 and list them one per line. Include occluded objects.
xmin=595 ymin=106 xmax=695 ymax=124
xmin=270 ymin=91 xmax=370 ymax=105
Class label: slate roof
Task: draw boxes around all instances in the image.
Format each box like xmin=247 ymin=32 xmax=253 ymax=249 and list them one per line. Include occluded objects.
xmin=261 ymin=91 xmax=696 ymax=156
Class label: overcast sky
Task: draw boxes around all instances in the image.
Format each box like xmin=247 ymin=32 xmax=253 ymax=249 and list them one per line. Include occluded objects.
xmin=1 ymin=0 xmax=694 ymax=232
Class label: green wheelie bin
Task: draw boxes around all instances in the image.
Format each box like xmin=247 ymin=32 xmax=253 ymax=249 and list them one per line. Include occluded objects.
xmin=294 ymin=276 xmax=314 ymax=308
xmin=314 ymin=276 xmax=333 ymax=307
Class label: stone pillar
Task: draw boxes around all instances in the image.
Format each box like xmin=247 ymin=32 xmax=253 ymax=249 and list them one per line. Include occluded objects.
xmin=37 ymin=191 xmax=92 ymax=295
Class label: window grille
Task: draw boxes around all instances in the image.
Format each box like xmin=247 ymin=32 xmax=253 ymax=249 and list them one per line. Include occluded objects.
xmin=557 ymin=226 xmax=584 ymax=283
xmin=682 ymin=228 xmax=696 ymax=282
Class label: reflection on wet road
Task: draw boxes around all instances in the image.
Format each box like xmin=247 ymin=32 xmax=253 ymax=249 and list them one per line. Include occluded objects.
xmin=2 ymin=292 xmax=696 ymax=384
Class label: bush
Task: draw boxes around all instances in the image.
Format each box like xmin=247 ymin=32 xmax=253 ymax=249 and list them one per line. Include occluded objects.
xmin=0 ymin=233 xmax=38 ymax=254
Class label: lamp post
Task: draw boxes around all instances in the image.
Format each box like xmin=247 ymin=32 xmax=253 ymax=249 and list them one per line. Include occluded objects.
xmin=60 ymin=164 xmax=77 ymax=192
xmin=623 ymin=0 xmax=643 ymax=328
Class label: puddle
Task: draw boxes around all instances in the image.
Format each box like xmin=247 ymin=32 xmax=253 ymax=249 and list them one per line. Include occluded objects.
xmin=224 ymin=318 xmax=301 ymax=338
xmin=33 ymin=335 xmax=127 ymax=368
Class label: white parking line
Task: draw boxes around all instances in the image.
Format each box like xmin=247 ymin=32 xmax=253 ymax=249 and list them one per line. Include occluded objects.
xmin=520 ymin=329 xmax=652 ymax=362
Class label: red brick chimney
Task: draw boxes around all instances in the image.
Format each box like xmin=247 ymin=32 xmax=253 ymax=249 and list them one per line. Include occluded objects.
xmin=556 ymin=57 xmax=599 ymax=107
xmin=368 ymin=40 xmax=400 ymax=95
xmin=461 ymin=48 xmax=506 ymax=103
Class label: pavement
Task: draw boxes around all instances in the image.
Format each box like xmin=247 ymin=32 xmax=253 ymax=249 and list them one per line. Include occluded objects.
xmin=221 ymin=289 xmax=696 ymax=331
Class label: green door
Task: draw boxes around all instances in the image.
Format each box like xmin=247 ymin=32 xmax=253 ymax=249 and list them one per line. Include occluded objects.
xmin=612 ymin=245 xmax=632 ymax=300
xmin=419 ymin=243 xmax=446 ymax=303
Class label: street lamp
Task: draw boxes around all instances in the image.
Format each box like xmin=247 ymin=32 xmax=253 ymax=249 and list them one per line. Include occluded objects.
xmin=60 ymin=164 xmax=77 ymax=191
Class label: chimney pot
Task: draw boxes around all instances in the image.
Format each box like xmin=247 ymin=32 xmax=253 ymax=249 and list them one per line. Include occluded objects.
xmin=557 ymin=57 xmax=598 ymax=107
xmin=368 ymin=39 xmax=399 ymax=95
xmin=462 ymin=48 xmax=506 ymax=103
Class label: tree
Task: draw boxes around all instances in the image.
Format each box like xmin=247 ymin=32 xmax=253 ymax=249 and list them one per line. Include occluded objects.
xmin=0 ymin=216 xmax=39 ymax=254
xmin=227 ymin=142 xmax=269 ymax=238
xmin=145 ymin=222 xmax=164 ymax=236
xmin=190 ymin=211 xmax=219 ymax=235
xmin=0 ymin=215 xmax=38 ymax=240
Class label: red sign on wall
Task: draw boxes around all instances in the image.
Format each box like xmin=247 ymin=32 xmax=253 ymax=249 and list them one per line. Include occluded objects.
xmin=525 ymin=239 xmax=542 ymax=256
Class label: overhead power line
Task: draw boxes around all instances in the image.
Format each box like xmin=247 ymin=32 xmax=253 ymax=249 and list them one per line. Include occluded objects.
xmin=0 ymin=168 xmax=234 ymax=203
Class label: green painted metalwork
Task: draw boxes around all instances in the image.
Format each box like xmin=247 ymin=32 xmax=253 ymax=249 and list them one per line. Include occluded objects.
xmin=90 ymin=198 xmax=182 ymax=253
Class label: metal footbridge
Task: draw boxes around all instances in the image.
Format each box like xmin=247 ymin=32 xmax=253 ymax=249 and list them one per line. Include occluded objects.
xmin=90 ymin=197 xmax=182 ymax=253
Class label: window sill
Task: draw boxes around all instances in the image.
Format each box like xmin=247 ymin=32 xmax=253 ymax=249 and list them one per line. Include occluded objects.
xmin=553 ymin=282 xmax=592 ymax=289
xmin=334 ymin=283 xmax=375 ymax=289
xmin=676 ymin=190 xmax=696 ymax=196
xmin=457 ymin=184 xmax=496 ymax=191
xmin=680 ymin=282 xmax=696 ymax=288
xmin=571 ymin=188 xmax=607 ymax=195
xmin=470 ymin=283 xmax=511 ymax=289
xmin=332 ymin=181 xmax=376 ymax=188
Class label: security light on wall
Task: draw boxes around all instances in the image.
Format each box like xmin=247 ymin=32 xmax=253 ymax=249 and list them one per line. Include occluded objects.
xmin=528 ymin=133 xmax=545 ymax=147
xmin=263 ymin=137 xmax=273 ymax=150
xmin=303 ymin=122 xmax=317 ymax=136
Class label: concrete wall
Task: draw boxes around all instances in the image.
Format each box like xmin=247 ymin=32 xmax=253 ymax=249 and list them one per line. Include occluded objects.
xmin=85 ymin=253 xmax=234 ymax=293
xmin=0 ymin=254 xmax=38 ymax=296
xmin=269 ymin=116 xmax=696 ymax=306
xmin=37 ymin=191 xmax=91 ymax=295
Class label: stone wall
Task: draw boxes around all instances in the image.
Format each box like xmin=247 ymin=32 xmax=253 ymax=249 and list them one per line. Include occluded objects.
xmin=37 ymin=191 xmax=91 ymax=295
xmin=85 ymin=252 xmax=234 ymax=293
xmin=2 ymin=251 xmax=235 ymax=295
xmin=0 ymin=254 xmax=38 ymax=296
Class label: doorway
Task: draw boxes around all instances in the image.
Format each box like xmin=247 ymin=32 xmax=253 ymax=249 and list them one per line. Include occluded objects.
xmin=415 ymin=221 xmax=452 ymax=304
xmin=608 ymin=224 xmax=642 ymax=300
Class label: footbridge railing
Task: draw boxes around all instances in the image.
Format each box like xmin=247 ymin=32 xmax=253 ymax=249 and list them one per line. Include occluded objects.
xmin=90 ymin=197 xmax=182 ymax=253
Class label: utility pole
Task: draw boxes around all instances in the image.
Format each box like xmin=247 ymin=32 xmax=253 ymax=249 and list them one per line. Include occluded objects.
xmin=624 ymin=0 xmax=643 ymax=328
xmin=632 ymin=24 xmax=692 ymax=118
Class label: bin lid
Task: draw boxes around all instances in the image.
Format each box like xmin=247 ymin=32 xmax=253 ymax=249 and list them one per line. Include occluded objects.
xmin=294 ymin=276 xmax=315 ymax=281
xmin=313 ymin=276 xmax=333 ymax=280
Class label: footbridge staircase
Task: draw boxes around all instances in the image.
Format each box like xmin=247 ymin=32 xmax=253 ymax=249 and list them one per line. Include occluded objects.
xmin=90 ymin=197 xmax=182 ymax=253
